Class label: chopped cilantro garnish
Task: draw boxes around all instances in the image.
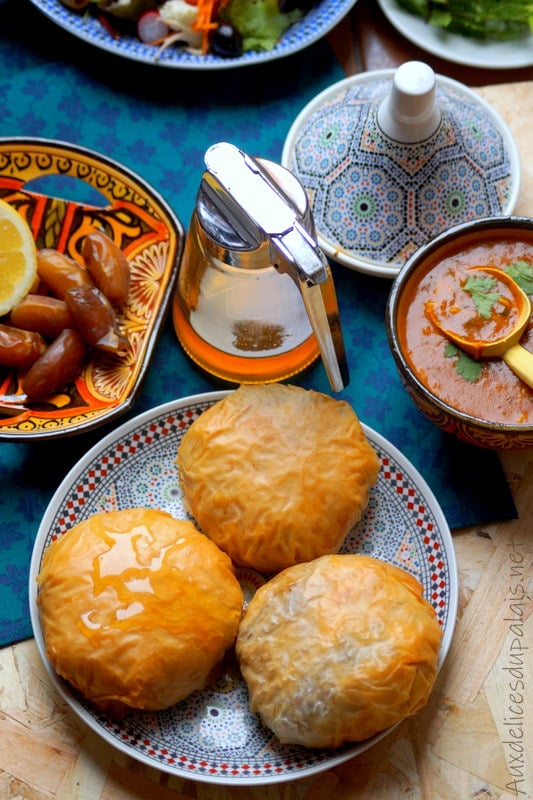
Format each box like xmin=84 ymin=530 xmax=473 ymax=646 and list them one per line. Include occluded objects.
xmin=444 ymin=342 xmax=458 ymax=358
xmin=462 ymin=274 xmax=501 ymax=319
xmin=444 ymin=342 xmax=484 ymax=382
xmin=504 ymin=260 xmax=533 ymax=295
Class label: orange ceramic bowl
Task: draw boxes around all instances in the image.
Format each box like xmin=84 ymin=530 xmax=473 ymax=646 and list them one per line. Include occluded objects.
xmin=386 ymin=216 xmax=533 ymax=449
xmin=0 ymin=137 xmax=184 ymax=440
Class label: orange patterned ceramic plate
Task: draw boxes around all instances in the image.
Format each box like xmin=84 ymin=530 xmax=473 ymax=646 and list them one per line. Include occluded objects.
xmin=0 ymin=137 xmax=184 ymax=440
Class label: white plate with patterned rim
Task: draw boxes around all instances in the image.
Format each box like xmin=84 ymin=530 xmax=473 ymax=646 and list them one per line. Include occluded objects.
xmin=377 ymin=0 xmax=533 ymax=69
xmin=29 ymin=391 xmax=458 ymax=786
xmin=28 ymin=0 xmax=357 ymax=70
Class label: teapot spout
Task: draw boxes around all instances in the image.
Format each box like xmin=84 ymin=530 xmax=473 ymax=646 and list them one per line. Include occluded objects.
xmin=296 ymin=265 xmax=349 ymax=393
xmin=272 ymin=225 xmax=349 ymax=392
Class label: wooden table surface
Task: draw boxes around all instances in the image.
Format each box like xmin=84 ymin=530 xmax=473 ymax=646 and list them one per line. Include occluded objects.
xmin=2 ymin=3 xmax=532 ymax=798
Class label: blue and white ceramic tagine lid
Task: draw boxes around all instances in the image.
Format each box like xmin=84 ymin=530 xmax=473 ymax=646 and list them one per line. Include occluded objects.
xmin=281 ymin=61 xmax=521 ymax=279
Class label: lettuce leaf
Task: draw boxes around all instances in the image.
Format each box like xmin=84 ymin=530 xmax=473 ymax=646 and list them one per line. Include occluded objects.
xmin=223 ymin=0 xmax=303 ymax=51
xmin=396 ymin=0 xmax=533 ymax=41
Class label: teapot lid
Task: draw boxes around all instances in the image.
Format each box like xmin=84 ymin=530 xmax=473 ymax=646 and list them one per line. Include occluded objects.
xmin=281 ymin=62 xmax=521 ymax=279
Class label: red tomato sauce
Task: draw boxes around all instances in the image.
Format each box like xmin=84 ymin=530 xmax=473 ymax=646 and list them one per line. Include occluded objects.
xmin=397 ymin=229 xmax=533 ymax=425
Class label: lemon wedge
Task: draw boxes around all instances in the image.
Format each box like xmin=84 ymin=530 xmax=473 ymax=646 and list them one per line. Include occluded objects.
xmin=0 ymin=198 xmax=38 ymax=317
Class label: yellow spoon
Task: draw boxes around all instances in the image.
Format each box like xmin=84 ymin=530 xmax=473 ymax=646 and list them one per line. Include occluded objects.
xmin=425 ymin=266 xmax=533 ymax=389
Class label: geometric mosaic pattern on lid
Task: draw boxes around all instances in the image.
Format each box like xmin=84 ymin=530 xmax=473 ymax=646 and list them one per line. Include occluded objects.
xmin=286 ymin=73 xmax=520 ymax=275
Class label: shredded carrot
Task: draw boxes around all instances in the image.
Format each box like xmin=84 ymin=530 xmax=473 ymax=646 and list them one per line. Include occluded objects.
xmin=98 ymin=12 xmax=120 ymax=39
xmin=192 ymin=0 xmax=231 ymax=53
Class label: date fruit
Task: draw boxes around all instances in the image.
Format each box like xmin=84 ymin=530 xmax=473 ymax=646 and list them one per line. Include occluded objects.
xmin=0 ymin=324 xmax=47 ymax=369
xmin=64 ymin=285 xmax=129 ymax=355
xmin=22 ymin=329 xmax=87 ymax=399
xmin=81 ymin=230 xmax=131 ymax=306
xmin=10 ymin=295 xmax=75 ymax=340
xmin=37 ymin=249 xmax=94 ymax=299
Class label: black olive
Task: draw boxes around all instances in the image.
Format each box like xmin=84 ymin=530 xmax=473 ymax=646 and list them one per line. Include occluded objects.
xmin=278 ymin=0 xmax=317 ymax=11
xmin=209 ymin=23 xmax=243 ymax=58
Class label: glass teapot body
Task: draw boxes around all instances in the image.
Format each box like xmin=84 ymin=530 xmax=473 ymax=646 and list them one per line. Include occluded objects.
xmin=173 ymin=143 xmax=348 ymax=390
xmin=173 ymin=157 xmax=320 ymax=384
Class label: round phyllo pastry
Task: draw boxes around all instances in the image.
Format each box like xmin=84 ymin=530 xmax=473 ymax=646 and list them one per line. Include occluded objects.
xmin=177 ymin=383 xmax=380 ymax=573
xmin=36 ymin=508 xmax=244 ymax=717
xmin=236 ymin=554 xmax=443 ymax=748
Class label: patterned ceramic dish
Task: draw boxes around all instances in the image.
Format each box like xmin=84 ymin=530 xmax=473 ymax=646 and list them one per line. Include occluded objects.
xmin=29 ymin=391 xmax=458 ymax=786
xmin=386 ymin=215 xmax=533 ymax=450
xmin=282 ymin=68 xmax=520 ymax=279
xmin=377 ymin=0 xmax=533 ymax=70
xmin=27 ymin=0 xmax=357 ymax=70
xmin=0 ymin=137 xmax=184 ymax=440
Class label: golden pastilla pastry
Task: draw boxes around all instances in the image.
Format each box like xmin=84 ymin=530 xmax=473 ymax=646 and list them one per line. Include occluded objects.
xmin=37 ymin=508 xmax=244 ymax=717
xmin=177 ymin=384 xmax=380 ymax=572
xmin=236 ymin=554 xmax=443 ymax=748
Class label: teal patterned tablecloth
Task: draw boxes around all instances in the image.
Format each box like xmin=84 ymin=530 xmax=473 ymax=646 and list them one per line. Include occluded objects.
xmin=0 ymin=0 xmax=517 ymax=646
